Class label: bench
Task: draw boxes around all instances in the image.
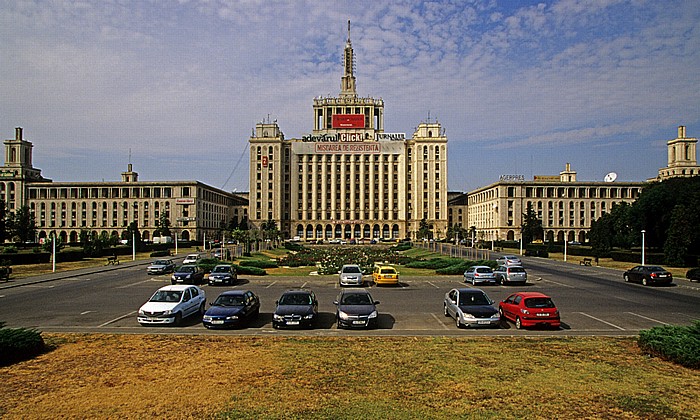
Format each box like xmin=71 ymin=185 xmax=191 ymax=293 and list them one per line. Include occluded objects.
xmin=0 ymin=266 xmax=11 ymax=281
xmin=580 ymin=258 xmax=592 ymax=266
xmin=106 ymin=256 xmax=119 ymax=265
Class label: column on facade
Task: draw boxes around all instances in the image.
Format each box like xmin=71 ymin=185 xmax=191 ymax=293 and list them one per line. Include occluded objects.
xmin=313 ymin=155 xmax=320 ymax=221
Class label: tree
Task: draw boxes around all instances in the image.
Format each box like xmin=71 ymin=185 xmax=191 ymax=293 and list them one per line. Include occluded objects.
xmin=589 ymin=213 xmax=613 ymax=259
xmin=520 ymin=203 xmax=543 ymax=244
xmin=8 ymin=205 xmax=36 ymax=243
xmin=261 ymin=219 xmax=280 ymax=248
xmin=125 ymin=221 xmax=144 ymax=251
xmin=155 ymin=214 xmax=171 ymax=237
xmin=664 ymin=204 xmax=694 ymax=266
xmin=417 ymin=218 xmax=431 ymax=240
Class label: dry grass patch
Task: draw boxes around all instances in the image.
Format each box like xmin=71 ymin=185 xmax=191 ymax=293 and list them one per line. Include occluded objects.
xmin=1 ymin=335 xmax=698 ymax=419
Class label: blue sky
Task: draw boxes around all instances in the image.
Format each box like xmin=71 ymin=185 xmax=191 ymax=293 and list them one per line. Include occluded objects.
xmin=1 ymin=0 xmax=698 ymax=192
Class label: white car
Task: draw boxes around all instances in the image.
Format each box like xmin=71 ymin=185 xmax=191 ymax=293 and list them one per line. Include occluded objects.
xmin=496 ymin=255 xmax=522 ymax=267
xmin=137 ymin=284 xmax=206 ymax=326
xmin=182 ymin=253 xmax=200 ymax=264
xmin=338 ymin=264 xmax=363 ymax=286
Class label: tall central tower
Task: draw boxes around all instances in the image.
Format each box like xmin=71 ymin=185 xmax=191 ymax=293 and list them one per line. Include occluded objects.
xmin=340 ymin=20 xmax=357 ymax=98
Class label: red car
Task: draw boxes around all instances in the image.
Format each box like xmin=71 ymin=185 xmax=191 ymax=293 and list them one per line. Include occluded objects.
xmin=499 ymin=292 xmax=560 ymax=329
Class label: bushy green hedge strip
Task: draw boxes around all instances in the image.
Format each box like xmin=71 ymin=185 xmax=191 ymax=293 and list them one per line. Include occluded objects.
xmin=239 ymin=260 xmax=279 ymax=269
xmin=405 ymin=258 xmax=464 ymax=269
xmin=232 ymin=264 xmax=267 ymax=276
xmin=638 ymin=321 xmax=700 ymax=369
xmin=0 ymin=323 xmax=45 ymax=366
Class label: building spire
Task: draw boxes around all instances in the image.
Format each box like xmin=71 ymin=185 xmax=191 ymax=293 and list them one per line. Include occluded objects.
xmin=340 ymin=19 xmax=357 ymax=98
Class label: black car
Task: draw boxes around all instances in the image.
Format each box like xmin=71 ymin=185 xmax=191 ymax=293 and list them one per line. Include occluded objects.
xmin=208 ymin=264 xmax=238 ymax=286
xmin=334 ymin=289 xmax=379 ymax=329
xmin=623 ymin=265 xmax=673 ymax=286
xmin=273 ymin=289 xmax=318 ymax=329
xmin=171 ymin=265 xmax=205 ymax=285
xmin=202 ymin=290 xmax=260 ymax=329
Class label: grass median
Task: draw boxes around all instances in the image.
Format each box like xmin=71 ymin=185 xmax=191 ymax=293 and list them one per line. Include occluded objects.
xmin=1 ymin=334 xmax=698 ymax=419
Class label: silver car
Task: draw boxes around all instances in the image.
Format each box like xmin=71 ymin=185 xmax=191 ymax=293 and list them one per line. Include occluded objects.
xmin=443 ymin=288 xmax=500 ymax=328
xmin=338 ymin=264 xmax=363 ymax=286
xmin=496 ymin=255 xmax=522 ymax=266
xmin=493 ymin=265 xmax=528 ymax=285
xmin=463 ymin=266 xmax=497 ymax=285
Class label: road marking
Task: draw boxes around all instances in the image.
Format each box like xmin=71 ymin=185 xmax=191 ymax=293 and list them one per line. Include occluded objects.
xmin=80 ymin=311 xmax=93 ymax=315
xmin=625 ymin=312 xmax=669 ymax=325
xmin=301 ymin=282 xmax=308 ymax=288
xmin=426 ymin=281 xmax=440 ymax=289
xmin=539 ymin=277 xmax=575 ymax=288
xmin=575 ymin=312 xmax=625 ymax=330
xmin=98 ymin=310 xmax=137 ymax=327
xmin=117 ymin=278 xmax=161 ymax=288
xmin=265 ymin=281 xmax=277 ymax=288
xmin=431 ymin=313 xmax=450 ymax=330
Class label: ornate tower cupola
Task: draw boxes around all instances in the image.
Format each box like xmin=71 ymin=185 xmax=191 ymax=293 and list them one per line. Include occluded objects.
xmin=658 ymin=125 xmax=699 ymax=180
xmin=340 ymin=20 xmax=357 ymax=98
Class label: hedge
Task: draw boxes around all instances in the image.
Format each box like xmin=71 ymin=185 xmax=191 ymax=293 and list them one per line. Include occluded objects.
xmin=0 ymin=323 xmax=46 ymax=366
xmin=638 ymin=321 xmax=700 ymax=369
xmin=239 ymin=259 xmax=279 ymax=269
xmin=232 ymin=264 xmax=267 ymax=276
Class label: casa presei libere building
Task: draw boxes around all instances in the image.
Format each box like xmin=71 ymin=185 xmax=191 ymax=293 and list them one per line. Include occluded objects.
xmin=248 ymin=22 xmax=448 ymax=241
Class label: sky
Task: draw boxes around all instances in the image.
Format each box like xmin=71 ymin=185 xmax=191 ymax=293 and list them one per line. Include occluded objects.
xmin=1 ymin=0 xmax=699 ymax=193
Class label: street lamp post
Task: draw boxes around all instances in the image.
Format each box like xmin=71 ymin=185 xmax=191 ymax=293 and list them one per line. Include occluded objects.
xmin=641 ymin=230 xmax=646 ymax=266
xmin=52 ymin=231 xmax=56 ymax=273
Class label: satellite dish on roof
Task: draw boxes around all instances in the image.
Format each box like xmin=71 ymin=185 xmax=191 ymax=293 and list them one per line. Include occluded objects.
xmin=604 ymin=172 xmax=618 ymax=182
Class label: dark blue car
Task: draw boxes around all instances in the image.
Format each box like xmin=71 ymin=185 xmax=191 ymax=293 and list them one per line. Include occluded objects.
xmin=202 ymin=290 xmax=260 ymax=329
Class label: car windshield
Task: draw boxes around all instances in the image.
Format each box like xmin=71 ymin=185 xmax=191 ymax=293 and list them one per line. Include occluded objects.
xmin=342 ymin=266 xmax=361 ymax=273
xmin=279 ymin=293 xmax=312 ymax=306
xmin=524 ymin=297 xmax=555 ymax=308
xmin=213 ymin=295 xmax=245 ymax=306
xmin=476 ymin=267 xmax=492 ymax=273
xmin=380 ymin=268 xmax=396 ymax=274
xmin=178 ymin=266 xmax=195 ymax=273
xmin=212 ymin=266 xmax=231 ymax=273
xmin=153 ymin=260 xmax=169 ymax=265
xmin=459 ymin=293 xmax=490 ymax=306
xmin=150 ymin=290 xmax=182 ymax=303
xmin=341 ymin=293 xmax=372 ymax=305
xmin=647 ymin=266 xmax=665 ymax=272
xmin=509 ymin=267 xmax=526 ymax=273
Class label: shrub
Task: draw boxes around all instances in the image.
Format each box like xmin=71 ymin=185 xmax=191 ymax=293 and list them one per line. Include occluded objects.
xmin=638 ymin=321 xmax=700 ymax=369
xmin=240 ymin=260 xmax=279 ymax=269
xmin=2 ymin=246 xmax=18 ymax=254
xmin=150 ymin=250 xmax=171 ymax=257
xmin=232 ymin=264 xmax=267 ymax=276
xmin=0 ymin=323 xmax=46 ymax=366
xmin=405 ymin=258 xmax=463 ymax=269
xmin=284 ymin=242 xmax=304 ymax=252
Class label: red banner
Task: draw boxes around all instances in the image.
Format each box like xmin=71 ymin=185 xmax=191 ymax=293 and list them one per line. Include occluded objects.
xmin=332 ymin=114 xmax=365 ymax=129
xmin=262 ymin=156 xmax=268 ymax=167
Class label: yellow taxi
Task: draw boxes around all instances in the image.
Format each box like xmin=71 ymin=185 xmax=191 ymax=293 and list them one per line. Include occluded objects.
xmin=372 ymin=264 xmax=399 ymax=286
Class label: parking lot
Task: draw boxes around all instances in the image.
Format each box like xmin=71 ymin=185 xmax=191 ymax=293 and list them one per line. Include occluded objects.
xmin=2 ymin=255 xmax=698 ymax=336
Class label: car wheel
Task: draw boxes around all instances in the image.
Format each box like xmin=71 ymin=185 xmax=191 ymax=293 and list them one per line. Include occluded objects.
xmin=173 ymin=312 xmax=182 ymax=326
xmin=515 ymin=317 xmax=522 ymax=329
xmin=455 ymin=315 xmax=462 ymax=328
xmin=642 ymin=277 xmax=649 ymax=286
xmin=171 ymin=280 xmax=176 ymax=285
xmin=443 ymin=304 xmax=449 ymax=317
xmin=199 ymin=302 xmax=206 ymax=315
xmin=624 ymin=274 xmax=630 ymax=282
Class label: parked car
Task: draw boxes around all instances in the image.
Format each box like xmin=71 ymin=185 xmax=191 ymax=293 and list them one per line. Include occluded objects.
xmin=499 ymin=292 xmax=560 ymax=329
xmin=493 ymin=265 xmax=527 ymax=285
xmin=182 ymin=253 xmax=201 ymax=265
xmin=463 ymin=266 xmax=497 ymax=285
xmin=146 ymin=259 xmax=175 ymax=275
xmin=686 ymin=267 xmax=700 ymax=282
xmin=496 ymin=255 xmax=522 ymax=266
xmin=171 ymin=265 xmax=205 ymax=285
xmin=202 ymin=290 xmax=260 ymax=329
xmin=623 ymin=265 xmax=673 ymax=286
xmin=212 ymin=248 xmax=231 ymax=260
xmin=137 ymin=284 xmax=206 ymax=326
xmin=372 ymin=264 xmax=399 ymax=286
xmin=338 ymin=264 xmax=364 ymax=286
xmin=208 ymin=264 xmax=238 ymax=286
xmin=443 ymin=288 xmax=500 ymax=328
xmin=334 ymin=288 xmax=379 ymax=329
xmin=273 ymin=289 xmax=318 ymax=329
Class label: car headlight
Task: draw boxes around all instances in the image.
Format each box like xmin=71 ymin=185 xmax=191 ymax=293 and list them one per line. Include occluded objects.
xmin=303 ymin=314 xmax=314 ymax=319
xmin=185 ymin=274 xmax=191 ymax=279
xmin=203 ymin=315 xmax=212 ymax=321
xmin=273 ymin=314 xmax=283 ymax=321
xmin=461 ymin=312 xmax=476 ymax=319
xmin=138 ymin=309 xmax=145 ymax=316
xmin=368 ymin=310 xmax=378 ymax=319
xmin=225 ymin=315 xmax=239 ymax=320
xmin=171 ymin=275 xmax=176 ymax=280
xmin=337 ymin=310 xmax=349 ymax=320
xmin=520 ymin=309 xmax=530 ymax=315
